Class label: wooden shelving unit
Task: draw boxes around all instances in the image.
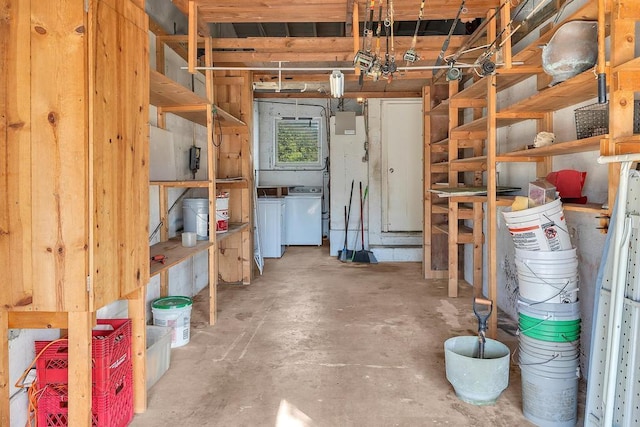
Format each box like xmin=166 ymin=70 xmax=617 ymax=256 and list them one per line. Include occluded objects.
xmin=423 ymin=0 xmax=640 ymax=337
xmin=149 ymin=34 xmax=253 ymax=328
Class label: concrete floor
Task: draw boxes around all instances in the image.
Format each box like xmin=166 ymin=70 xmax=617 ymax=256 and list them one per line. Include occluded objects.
xmin=131 ymin=246 xmax=535 ymax=427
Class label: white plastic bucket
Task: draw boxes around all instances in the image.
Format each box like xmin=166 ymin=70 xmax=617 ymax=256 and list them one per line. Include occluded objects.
xmin=521 ymin=366 xmax=579 ymax=427
xmin=518 ymin=299 xmax=581 ymax=322
xmin=152 ymin=296 xmax=193 ymax=348
xmin=216 ymin=192 xmax=229 ymax=233
xmin=183 ymin=198 xmax=209 ymax=240
xmin=502 ymin=198 xmax=572 ymax=251
xmin=515 ymin=248 xmax=579 ymax=304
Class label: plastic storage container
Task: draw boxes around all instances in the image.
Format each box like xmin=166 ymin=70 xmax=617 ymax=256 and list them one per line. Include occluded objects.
xmin=146 ymin=325 xmax=172 ymax=390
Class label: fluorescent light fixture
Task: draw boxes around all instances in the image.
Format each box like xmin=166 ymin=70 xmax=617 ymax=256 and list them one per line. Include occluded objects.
xmin=329 ymin=70 xmax=344 ymax=98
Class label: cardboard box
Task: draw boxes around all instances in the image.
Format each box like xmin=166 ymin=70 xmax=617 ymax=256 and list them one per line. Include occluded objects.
xmin=528 ymin=179 xmax=557 ymax=207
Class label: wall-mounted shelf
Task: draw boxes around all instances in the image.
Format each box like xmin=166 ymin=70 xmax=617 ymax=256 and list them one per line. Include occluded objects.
xmin=216 ymin=177 xmax=249 ymax=189
xmin=149 ymin=69 xmax=246 ymax=127
xmin=150 ymin=180 xmax=211 ymax=187
xmin=150 ymin=239 xmax=214 ymax=277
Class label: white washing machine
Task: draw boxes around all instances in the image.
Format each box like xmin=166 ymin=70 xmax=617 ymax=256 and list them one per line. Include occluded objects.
xmin=284 ymin=186 xmax=322 ymax=246
xmin=257 ymin=198 xmax=286 ymax=258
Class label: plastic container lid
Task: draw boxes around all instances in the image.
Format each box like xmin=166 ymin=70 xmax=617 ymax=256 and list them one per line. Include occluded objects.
xmin=152 ymin=296 xmax=193 ymax=310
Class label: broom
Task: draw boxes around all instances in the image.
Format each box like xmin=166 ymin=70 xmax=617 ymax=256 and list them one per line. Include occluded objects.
xmin=352 ymin=182 xmax=378 ymax=264
xmin=338 ymin=180 xmax=355 ymax=261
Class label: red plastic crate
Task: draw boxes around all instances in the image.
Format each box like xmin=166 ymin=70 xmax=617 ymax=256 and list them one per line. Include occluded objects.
xmin=35 ymin=319 xmax=132 ymax=393
xmin=36 ymin=366 xmax=133 ymax=427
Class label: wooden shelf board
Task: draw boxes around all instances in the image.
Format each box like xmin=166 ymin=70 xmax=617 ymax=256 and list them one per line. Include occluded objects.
xmin=451 ymin=117 xmax=489 ymax=133
xmin=431 ymin=162 xmax=449 ymax=173
xmin=150 ymin=238 xmax=213 ymax=277
xmin=432 ymin=204 xmax=474 ymax=219
xmin=499 ymin=70 xmax=599 ymax=115
xmin=216 ymin=177 xmax=249 ymax=189
xmin=430 ymin=100 xmax=449 ymax=115
xmin=498 ymin=135 xmax=604 ymax=159
xmin=563 ymin=202 xmax=606 ymax=213
xmin=432 ymin=224 xmax=448 ymax=235
xmin=614 ymin=56 xmax=640 ymax=72
xmin=150 ymin=70 xmax=246 ymax=127
xmin=150 ymin=180 xmax=211 ymax=188
xmin=214 ymin=106 xmax=246 ymax=127
xmin=432 ymin=137 xmax=449 ymax=145
xmin=216 ymin=222 xmax=250 ymax=242
xmin=451 ymin=155 xmax=487 ymax=164
xmin=150 ymin=70 xmax=208 ymax=107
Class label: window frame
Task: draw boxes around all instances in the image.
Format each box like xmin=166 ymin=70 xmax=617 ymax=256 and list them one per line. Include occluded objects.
xmin=273 ymin=117 xmax=323 ymax=169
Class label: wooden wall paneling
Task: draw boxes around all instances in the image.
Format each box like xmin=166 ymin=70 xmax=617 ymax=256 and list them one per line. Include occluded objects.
xmin=239 ymin=71 xmax=253 ymax=284
xmin=2 ymin=0 xmax=34 ymax=310
xmin=90 ymin=0 xmax=149 ymax=307
xmin=118 ymin=1 xmax=149 ymax=298
xmin=90 ymin=0 xmax=119 ymax=309
xmin=30 ymin=0 xmax=88 ymax=312
xmin=67 ymin=311 xmax=92 ymax=426
xmin=218 ymin=237 xmax=240 ymax=283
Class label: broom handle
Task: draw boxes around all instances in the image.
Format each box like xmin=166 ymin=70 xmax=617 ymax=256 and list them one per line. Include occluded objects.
xmin=360 ymin=182 xmax=365 ymax=250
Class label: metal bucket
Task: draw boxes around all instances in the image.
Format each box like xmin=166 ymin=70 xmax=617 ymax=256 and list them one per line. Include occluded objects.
xmin=542 ymin=21 xmax=598 ymax=86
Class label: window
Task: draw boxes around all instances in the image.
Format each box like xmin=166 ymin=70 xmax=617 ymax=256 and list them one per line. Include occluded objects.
xmin=274 ymin=118 xmax=322 ymax=168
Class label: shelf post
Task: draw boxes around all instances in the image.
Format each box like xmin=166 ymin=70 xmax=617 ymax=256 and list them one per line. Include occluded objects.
xmin=486 ymin=74 xmax=498 ymax=338
xmin=128 ymin=286 xmax=147 ymax=413
xmin=0 ymin=310 xmax=8 ymax=426
xmin=67 ymin=311 xmax=93 ymax=426
xmin=205 ymin=36 xmax=219 ymax=325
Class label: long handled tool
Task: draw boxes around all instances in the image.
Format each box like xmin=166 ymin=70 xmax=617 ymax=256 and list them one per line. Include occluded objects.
xmin=352 ymin=182 xmax=378 ymax=264
xmin=338 ymin=180 xmax=355 ymax=262
xmin=473 ymin=297 xmax=493 ymax=359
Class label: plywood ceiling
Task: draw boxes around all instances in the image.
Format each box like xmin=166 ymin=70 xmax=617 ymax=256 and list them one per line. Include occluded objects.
xmin=168 ymin=0 xmax=502 ymax=97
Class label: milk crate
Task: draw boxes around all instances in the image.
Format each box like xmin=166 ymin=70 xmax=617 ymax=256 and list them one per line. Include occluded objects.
xmin=36 ymin=366 xmax=133 ymax=427
xmin=35 ymin=319 xmax=132 ymax=393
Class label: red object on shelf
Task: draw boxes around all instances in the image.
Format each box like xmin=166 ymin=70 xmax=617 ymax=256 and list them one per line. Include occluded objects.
xmin=35 ymin=319 xmax=132 ymax=393
xmin=35 ymin=319 xmax=133 ymax=426
xmin=36 ymin=366 xmax=133 ymax=427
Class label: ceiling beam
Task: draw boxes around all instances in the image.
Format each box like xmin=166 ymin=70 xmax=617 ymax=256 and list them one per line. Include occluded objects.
xmin=254 ymin=90 xmax=422 ymax=99
xmin=172 ymin=0 xmax=500 ymax=23
xmin=209 ymin=36 xmax=468 ymax=63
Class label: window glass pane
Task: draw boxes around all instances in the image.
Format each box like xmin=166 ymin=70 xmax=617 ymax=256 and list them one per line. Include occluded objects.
xmin=275 ymin=119 xmax=320 ymax=166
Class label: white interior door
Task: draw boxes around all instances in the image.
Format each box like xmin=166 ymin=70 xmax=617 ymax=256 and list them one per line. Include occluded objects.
xmin=382 ymin=100 xmax=423 ymax=232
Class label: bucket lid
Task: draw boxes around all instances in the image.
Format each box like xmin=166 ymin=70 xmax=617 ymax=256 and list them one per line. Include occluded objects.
xmin=152 ymin=296 xmax=193 ymax=309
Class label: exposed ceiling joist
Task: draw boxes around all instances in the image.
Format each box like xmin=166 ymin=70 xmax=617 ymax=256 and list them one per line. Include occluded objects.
xmin=172 ymin=0 xmax=500 ymax=23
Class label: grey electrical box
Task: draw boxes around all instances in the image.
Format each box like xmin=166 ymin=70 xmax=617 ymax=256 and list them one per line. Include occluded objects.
xmin=335 ymin=111 xmax=356 ymax=135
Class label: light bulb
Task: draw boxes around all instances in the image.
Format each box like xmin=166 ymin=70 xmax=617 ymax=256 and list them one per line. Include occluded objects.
xmin=330 ymin=70 xmax=344 ymax=98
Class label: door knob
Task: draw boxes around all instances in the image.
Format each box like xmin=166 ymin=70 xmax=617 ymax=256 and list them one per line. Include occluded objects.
xmin=389 ymin=168 xmax=394 ymax=173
